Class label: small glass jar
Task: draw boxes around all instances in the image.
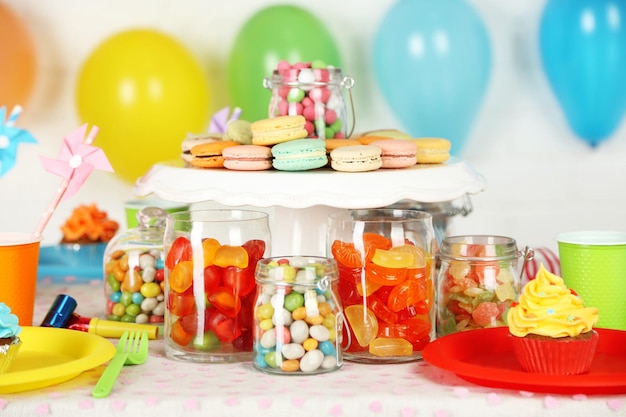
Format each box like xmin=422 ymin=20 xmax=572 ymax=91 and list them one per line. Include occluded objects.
xmin=163 ymin=209 xmax=271 ymax=363
xmin=264 ymin=66 xmax=354 ymax=139
xmin=103 ymin=207 xmax=168 ymax=325
xmin=253 ymin=256 xmax=342 ymax=375
xmin=328 ymin=209 xmax=437 ymax=363
xmin=436 ymin=235 xmax=533 ymax=337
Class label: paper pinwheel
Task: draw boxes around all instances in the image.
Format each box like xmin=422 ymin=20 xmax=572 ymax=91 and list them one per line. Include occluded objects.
xmin=0 ymin=105 xmax=37 ymax=178
xmin=208 ymin=106 xmax=242 ymax=133
xmin=39 ymin=124 xmax=113 ymax=202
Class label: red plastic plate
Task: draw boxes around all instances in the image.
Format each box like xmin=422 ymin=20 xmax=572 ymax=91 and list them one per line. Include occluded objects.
xmin=422 ymin=327 xmax=626 ymax=394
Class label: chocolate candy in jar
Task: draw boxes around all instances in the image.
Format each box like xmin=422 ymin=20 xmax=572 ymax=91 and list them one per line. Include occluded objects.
xmin=436 ymin=235 xmax=533 ymax=337
xmin=264 ymin=60 xmax=355 ymax=139
xmin=253 ymin=256 xmax=343 ymax=375
xmin=103 ymin=207 xmax=168 ymax=325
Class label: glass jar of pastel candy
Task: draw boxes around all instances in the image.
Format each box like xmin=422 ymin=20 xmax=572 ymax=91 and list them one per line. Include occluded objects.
xmin=103 ymin=207 xmax=168 ymax=325
xmin=253 ymin=256 xmax=342 ymax=375
xmin=436 ymin=235 xmax=532 ymax=337
xmin=328 ymin=209 xmax=437 ymax=363
xmin=163 ymin=209 xmax=270 ymax=363
xmin=264 ymin=60 xmax=354 ymax=139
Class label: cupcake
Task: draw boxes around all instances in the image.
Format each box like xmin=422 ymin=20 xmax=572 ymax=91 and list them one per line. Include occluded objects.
xmin=0 ymin=302 xmax=22 ymax=374
xmin=507 ymin=264 xmax=599 ymax=375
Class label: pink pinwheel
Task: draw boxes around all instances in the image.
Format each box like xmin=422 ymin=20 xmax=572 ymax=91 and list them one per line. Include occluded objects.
xmin=39 ymin=124 xmax=113 ymax=202
xmin=33 ymin=124 xmax=112 ymax=238
xmin=0 ymin=105 xmax=37 ymax=178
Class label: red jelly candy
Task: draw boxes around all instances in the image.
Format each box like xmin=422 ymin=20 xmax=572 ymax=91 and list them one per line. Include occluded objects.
xmin=167 ymin=287 xmax=195 ymax=317
xmin=208 ymin=309 xmax=242 ymax=342
xmin=223 ymin=265 xmax=255 ymax=297
xmin=472 ymin=302 xmax=500 ymax=326
xmin=165 ymin=236 xmax=192 ymax=270
xmin=207 ymin=286 xmax=241 ymax=318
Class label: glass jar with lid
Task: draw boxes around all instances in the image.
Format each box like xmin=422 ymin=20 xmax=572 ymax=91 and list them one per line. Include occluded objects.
xmin=253 ymin=256 xmax=343 ymax=375
xmin=264 ymin=64 xmax=354 ymax=139
xmin=103 ymin=207 xmax=168 ymax=325
xmin=436 ymin=235 xmax=533 ymax=337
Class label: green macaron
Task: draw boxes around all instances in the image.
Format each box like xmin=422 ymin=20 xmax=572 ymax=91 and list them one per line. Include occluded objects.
xmin=271 ymin=139 xmax=327 ymax=171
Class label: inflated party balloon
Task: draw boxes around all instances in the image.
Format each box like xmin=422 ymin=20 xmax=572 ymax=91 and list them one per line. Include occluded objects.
xmin=0 ymin=3 xmax=36 ymax=109
xmin=76 ymin=29 xmax=210 ymax=182
xmin=373 ymin=0 xmax=491 ymax=155
xmin=539 ymin=0 xmax=626 ymax=147
xmin=227 ymin=5 xmax=342 ymax=122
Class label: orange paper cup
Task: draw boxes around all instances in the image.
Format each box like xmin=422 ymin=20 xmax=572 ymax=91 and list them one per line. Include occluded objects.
xmin=0 ymin=232 xmax=41 ymax=326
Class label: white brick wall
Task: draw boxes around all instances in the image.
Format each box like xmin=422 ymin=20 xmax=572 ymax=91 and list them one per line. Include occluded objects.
xmin=1 ymin=0 xmax=625 ymax=254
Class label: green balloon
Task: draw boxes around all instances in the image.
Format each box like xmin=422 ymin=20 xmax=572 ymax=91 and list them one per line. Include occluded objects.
xmin=227 ymin=5 xmax=342 ymax=122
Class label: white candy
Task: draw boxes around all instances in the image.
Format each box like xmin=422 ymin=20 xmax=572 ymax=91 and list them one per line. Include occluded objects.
xmin=321 ymin=355 xmax=338 ymax=369
xmin=152 ymin=300 xmax=165 ymax=316
xmin=260 ymin=328 xmax=277 ymax=349
xmin=309 ymin=324 xmax=330 ymax=342
xmin=289 ymin=320 xmax=309 ymax=344
xmin=299 ymin=349 xmax=324 ymax=373
xmin=282 ymin=343 xmax=305 ymax=360
xmin=139 ymin=253 xmax=156 ymax=269
xmin=272 ymin=308 xmax=293 ymax=327
xmin=142 ymin=266 xmax=156 ymax=282
xmin=141 ymin=297 xmax=158 ymax=312
xmin=135 ymin=313 xmax=149 ymax=324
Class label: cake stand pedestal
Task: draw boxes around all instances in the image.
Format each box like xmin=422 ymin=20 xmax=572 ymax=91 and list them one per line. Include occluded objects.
xmin=133 ymin=158 xmax=486 ymax=256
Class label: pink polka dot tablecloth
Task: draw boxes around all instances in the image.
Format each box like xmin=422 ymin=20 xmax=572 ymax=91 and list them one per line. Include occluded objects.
xmin=2 ymin=280 xmax=625 ymax=417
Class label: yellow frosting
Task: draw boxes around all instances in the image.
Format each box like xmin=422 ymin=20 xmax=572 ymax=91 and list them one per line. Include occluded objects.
xmin=507 ymin=264 xmax=598 ymax=338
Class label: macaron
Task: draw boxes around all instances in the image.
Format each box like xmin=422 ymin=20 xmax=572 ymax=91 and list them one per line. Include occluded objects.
xmin=413 ymin=138 xmax=451 ymax=164
xmin=370 ymin=139 xmax=417 ymax=169
xmin=224 ymin=119 xmax=253 ymax=145
xmin=330 ymin=145 xmax=382 ymax=172
xmin=355 ymin=135 xmax=393 ymax=145
xmin=189 ymin=140 xmax=240 ymax=168
xmin=251 ymin=115 xmax=308 ymax=146
xmin=223 ymin=144 xmax=273 ymax=171
xmin=271 ymin=138 xmax=327 ymax=171
xmin=361 ymin=128 xmax=413 ymax=141
xmin=181 ymin=133 xmax=223 ymax=164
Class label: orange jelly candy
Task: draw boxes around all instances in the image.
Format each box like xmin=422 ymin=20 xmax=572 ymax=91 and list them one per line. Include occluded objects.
xmin=213 ymin=245 xmax=248 ymax=269
xmin=368 ymin=337 xmax=413 ymax=357
xmin=169 ymin=260 xmax=194 ymax=293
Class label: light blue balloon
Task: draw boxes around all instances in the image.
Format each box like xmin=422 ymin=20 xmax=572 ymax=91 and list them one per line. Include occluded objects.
xmin=373 ymin=0 xmax=491 ymax=155
xmin=540 ymin=0 xmax=626 ymax=147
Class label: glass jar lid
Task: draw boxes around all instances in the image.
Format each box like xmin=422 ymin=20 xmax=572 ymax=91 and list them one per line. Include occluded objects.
xmin=438 ymin=235 xmax=519 ymax=261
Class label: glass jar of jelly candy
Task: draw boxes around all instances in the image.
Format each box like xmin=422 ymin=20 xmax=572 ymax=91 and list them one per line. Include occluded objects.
xmin=327 ymin=209 xmax=437 ymax=363
xmin=103 ymin=207 xmax=168 ymax=325
xmin=436 ymin=235 xmax=533 ymax=337
xmin=263 ymin=61 xmax=355 ymax=139
xmin=164 ymin=209 xmax=270 ymax=363
xmin=253 ymin=256 xmax=342 ymax=375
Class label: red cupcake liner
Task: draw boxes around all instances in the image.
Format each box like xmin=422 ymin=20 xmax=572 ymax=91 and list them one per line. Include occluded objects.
xmin=509 ymin=330 xmax=599 ymax=375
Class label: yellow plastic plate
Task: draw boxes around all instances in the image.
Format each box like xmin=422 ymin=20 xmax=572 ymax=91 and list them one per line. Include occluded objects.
xmin=0 ymin=326 xmax=115 ymax=394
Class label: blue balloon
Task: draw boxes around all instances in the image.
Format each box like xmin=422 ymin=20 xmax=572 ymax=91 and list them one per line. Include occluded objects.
xmin=373 ymin=0 xmax=491 ymax=155
xmin=540 ymin=0 xmax=626 ymax=147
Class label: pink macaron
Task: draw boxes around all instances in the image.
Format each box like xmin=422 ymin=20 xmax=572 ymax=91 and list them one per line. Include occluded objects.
xmin=222 ymin=144 xmax=273 ymax=171
xmin=370 ymin=139 xmax=417 ymax=169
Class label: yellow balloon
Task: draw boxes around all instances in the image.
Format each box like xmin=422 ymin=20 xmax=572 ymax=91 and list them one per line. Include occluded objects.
xmin=76 ymin=29 xmax=210 ymax=182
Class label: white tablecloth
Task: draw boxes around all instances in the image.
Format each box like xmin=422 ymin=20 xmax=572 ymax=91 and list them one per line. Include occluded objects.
xmin=2 ymin=278 xmax=625 ymax=417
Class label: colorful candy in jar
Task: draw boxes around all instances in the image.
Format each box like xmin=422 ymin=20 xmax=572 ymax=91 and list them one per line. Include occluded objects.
xmin=104 ymin=249 xmax=165 ymax=324
xmin=436 ymin=242 xmax=519 ymax=336
xmin=266 ymin=60 xmax=351 ymax=139
xmin=331 ymin=233 xmax=434 ymax=358
xmin=165 ymin=236 xmax=266 ymax=353
xmin=253 ymin=257 xmax=342 ymax=374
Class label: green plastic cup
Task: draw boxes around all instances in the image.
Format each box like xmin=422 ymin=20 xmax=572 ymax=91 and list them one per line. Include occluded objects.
xmin=124 ymin=199 xmax=189 ymax=229
xmin=557 ymin=231 xmax=626 ymax=331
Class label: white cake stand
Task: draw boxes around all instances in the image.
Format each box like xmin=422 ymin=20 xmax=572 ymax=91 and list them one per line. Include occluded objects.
xmin=133 ymin=158 xmax=486 ymax=256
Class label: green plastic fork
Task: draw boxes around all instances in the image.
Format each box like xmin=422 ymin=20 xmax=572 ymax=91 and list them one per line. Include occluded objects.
xmin=92 ymin=331 xmax=149 ymax=398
